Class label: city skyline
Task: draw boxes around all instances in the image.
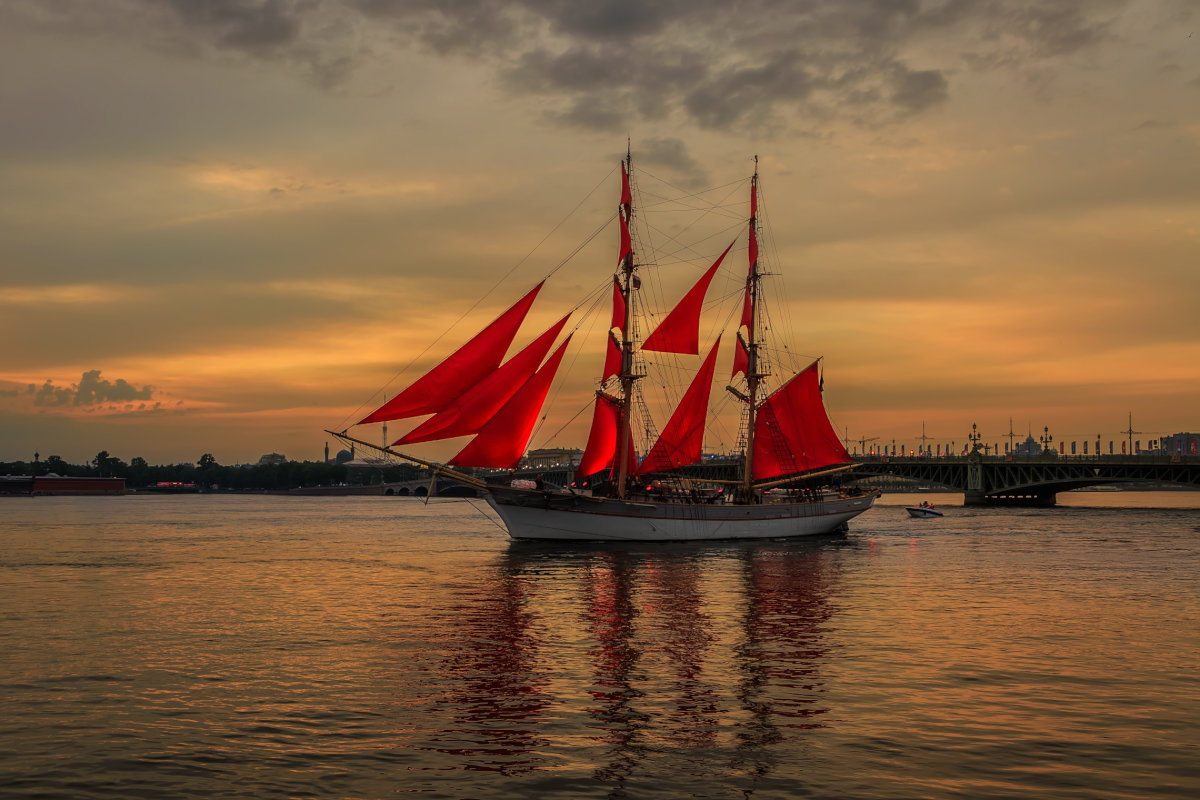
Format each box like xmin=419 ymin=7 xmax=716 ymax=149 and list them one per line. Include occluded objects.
xmin=2 ymin=1 xmax=1198 ymax=465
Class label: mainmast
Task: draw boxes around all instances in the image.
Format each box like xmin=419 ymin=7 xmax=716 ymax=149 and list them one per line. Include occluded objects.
xmin=742 ymin=157 xmax=764 ymax=499
xmin=615 ymin=144 xmax=638 ymax=499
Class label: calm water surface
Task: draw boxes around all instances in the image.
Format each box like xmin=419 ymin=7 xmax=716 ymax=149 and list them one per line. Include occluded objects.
xmin=2 ymin=492 xmax=1198 ymax=799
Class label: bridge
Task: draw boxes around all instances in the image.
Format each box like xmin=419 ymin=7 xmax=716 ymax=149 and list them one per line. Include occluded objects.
xmin=496 ymin=451 xmax=1200 ymax=508
xmin=849 ymin=452 xmax=1200 ymax=506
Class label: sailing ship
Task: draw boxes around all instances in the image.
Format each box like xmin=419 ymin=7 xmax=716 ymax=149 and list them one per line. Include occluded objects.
xmin=330 ymin=149 xmax=878 ymax=541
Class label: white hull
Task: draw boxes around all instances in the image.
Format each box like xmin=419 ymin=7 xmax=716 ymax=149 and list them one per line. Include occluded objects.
xmin=905 ymin=506 xmax=943 ymax=518
xmin=484 ymin=487 xmax=879 ymax=541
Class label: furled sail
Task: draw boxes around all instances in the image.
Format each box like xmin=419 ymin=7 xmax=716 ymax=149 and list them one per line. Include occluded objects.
xmin=637 ymin=337 xmax=721 ymax=474
xmin=359 ymin=282 xmax=544 ymax=424
xmin=752 ymin=361 xmax=851 ymax=481
xmin=396 ymin=314 xmax=570 ymax=445
xmin=748 ymin=173 xmax=759 ymax=275
xmin=618 ymin=211 xmax=633 ymax=268
xmin=641 ymin=241 xmax=734 ymax=355
xmin=620 ymin=161 xmax=632 ymax=218
xmin=618 ymin=161 xmax=633 ymax=268
xmin=448 ymin=335 xmax=573 ymax=469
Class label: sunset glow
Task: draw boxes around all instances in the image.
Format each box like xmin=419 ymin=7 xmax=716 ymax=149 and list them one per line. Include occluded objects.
xmin=2 ymin=1 xmax=1196 ymax=465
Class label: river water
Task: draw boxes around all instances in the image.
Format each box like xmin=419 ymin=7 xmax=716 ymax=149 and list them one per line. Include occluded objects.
xmin=2 ymin=492 xmax=1197 ymax=799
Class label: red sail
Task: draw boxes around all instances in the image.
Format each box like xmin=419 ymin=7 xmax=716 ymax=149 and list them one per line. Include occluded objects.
xmin=449 ymin=335 xmax=573 ymax=469
xmin=602 ymin=331 xmax=622 ymax=383
xmin=638 ymin=337 xmax=720 ymax=474
xmin=752 ymin=361 xmax=851 ymax=481
xmin=576 ymin=393 xmax=619 ymax=477
xmin=577 ymin=393 xmax=638 ymax=479
xmin=731 ymin=333 xmax=749 ymax=379
xmin=748 ymin=224 xmax=759 ymax=276
xmin=641 ymin=240 xmax=734 ymax=354
xmin=611 ymin=276 xmax=626 ymax=332
xmin=359 ymin=282 xmax=543 ymax=424
xmin=740 ymin=285 xmax=753 ymax=329
xmin=396 ymin=315 xmax=570 ymax=445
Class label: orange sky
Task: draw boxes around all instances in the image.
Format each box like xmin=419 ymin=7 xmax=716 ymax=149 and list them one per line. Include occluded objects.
xmin=1 ymin=1 xmax=1197 ymax=465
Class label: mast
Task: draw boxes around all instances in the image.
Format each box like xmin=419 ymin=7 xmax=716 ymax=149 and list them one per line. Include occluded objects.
xmin=615 ymin=143 xmax=637 ymax=499
xmin=742 ymin=156 xmax=763 ymax=500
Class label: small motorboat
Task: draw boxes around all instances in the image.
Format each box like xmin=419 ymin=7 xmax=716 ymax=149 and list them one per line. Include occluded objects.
xmin=905 ymin=503 xmax=944 ymax=518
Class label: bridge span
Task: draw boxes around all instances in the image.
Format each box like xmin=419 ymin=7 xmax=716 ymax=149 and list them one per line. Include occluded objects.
xmin=850 ymin=452 xmax=1200 ymax=506
xmin=468 ymin=453 xmax=1199 ymax=508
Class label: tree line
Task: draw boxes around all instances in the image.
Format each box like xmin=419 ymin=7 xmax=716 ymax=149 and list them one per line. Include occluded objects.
xmin=0 ymin=452 xmax=422 ymax=490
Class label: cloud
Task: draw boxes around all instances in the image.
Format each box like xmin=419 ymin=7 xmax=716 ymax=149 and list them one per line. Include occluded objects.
xmin=32 ymin=370 xmax=155 ymax=408
xmin=160 ymin=0 xmax=303 ymax=55
xmin=1 ymin=0 xmax=1134 ymax=131
xmin=889 ymin=67 xmax=949 ymax=114
xmin=640 ymin=138 xmax=709 ymax=187
xmin=358 ymin=0 xmax=1129 ymax=132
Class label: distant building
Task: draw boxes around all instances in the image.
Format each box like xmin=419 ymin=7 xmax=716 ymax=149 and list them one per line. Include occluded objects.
xmin=334 ymin=449 xmax=353 ymax=465
xmin=1014 ymin=434 xmax=1042 ymax=456
xmin=1160 ymin=432 xmax=1199 ymax=456
xmin=257 ymin=452 xmax=287 ymax=466
xmin=521 ymin=448 xmax=583 ymax=470
xmin=0 ymin=476 xmax=124 ymax=495
xmin=343 ymin=457 xmax=392 ymax=469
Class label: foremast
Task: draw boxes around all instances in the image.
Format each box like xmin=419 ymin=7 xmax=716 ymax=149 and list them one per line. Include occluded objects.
xmin=741 ymin=156 xmax=764 ymax=501
xmin=615 ymin=144 xmax=639 ymax=500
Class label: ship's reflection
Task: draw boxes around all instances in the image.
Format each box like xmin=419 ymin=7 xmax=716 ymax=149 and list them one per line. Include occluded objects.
xmin=419 ymin=536 xmax=847 ymax=788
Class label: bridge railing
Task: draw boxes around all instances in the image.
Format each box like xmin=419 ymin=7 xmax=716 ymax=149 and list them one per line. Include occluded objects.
xmin=852 ymin=454 xmax=1197 ymax=465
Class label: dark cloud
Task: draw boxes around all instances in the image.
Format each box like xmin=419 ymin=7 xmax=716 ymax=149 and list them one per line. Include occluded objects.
xmin=889 ymin=67 xmax=949 ymax=114
xmin=2 ymin=0 xmax=1133 ymax=129
xmin=641 ymin=138 xmax=703 ymax=175
xmin=161 ymin=0 xmax=304 ymax=55
xmin=32 ymin=370 xmax=155 ymax=408
xmin=352 ymin=0 xmax=1132 ymax=132
xmin=1003 ymin=3 xmax=1115 ymax=57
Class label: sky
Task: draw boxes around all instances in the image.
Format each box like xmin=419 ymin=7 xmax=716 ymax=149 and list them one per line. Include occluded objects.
xmin=1 ymin=0 xmax=1198 ymax=466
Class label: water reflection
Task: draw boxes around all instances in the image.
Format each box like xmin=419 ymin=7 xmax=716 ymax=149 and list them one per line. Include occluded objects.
xmin=732 ymin=543 xmax=838 ymax=781
xmin=417 ymin=537 xmax=848 ymax=789
xmin=418 ymin=549 xmax=552 ymax=775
